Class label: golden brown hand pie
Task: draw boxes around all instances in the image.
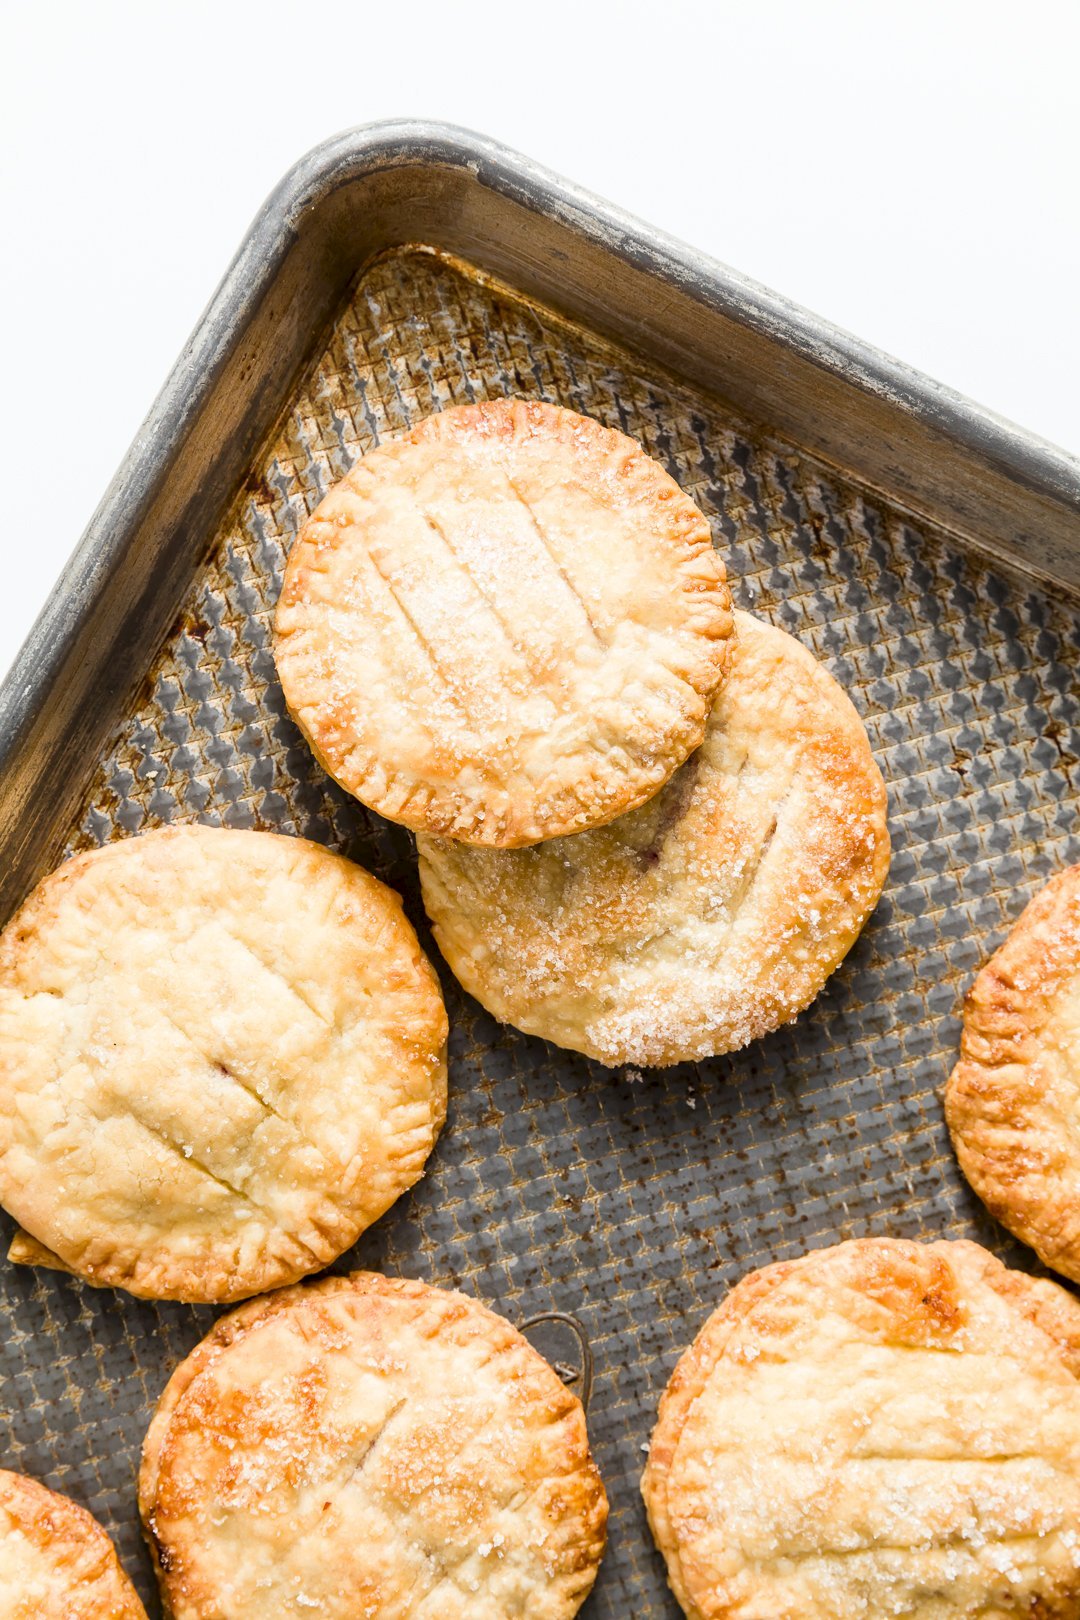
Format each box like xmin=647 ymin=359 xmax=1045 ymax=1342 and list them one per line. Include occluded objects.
xmin=417 ymin=610 xmax=889 ymax=1066
xmin=643 ymin=1237 xmax=1080 ymax=1620
xmin=139 ymin=1272 xmax=608 ymax=1619
xmin=0 ymin=825 xmax=447 ymax=1302
xmin=0 ymin=1469 xmax=146 ymax=1618
xmin=274 ymin=398 xmax=733 ymax=847
xmin=946 ymin=864 xmax=1080 ymax=1282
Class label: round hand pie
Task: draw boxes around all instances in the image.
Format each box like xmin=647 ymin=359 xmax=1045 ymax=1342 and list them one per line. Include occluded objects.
xmin=946 ymin=863 xmax=1080 ymax=1282
xmin=0 ymin=1469 xmax=146 ymax=1618
xmin=139 ymin=1272 xmax=608 ymax=1619
xmin=0 ymin=825 xmax=447 ymax=1302
xmin=274 ymin=397 xmax=733 ymax=847
xmin=418 ymin=610 xmax=889 ymax=1066
xmin=643 ymin=1237 xmax=1080 ymax=1620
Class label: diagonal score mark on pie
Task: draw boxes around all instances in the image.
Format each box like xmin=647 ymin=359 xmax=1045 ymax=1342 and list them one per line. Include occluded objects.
xmin=273 ymin=398 xmax=734 ymax=847
xmin=0 ymin=825 xmax=448 ymax=1303
xmin=416 ymin=610 xmax=890 ymax=1066
xmin=642 ymin=1238 xmax=1080 ymax=1620
xmin=138 ymin=1273 xmax=608 ymax=1620
xmin=946 ymin=863 xmax=1080 ymax=1284
xmin=0 ymin=1469 xmax=148 ymax=1618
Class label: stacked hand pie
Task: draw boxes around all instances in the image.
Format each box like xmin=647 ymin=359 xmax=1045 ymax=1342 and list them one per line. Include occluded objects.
xmin=275 ymin=398 xmax=735 ymax=848
xmin=278 ymin=398 xmax=891 ymax=1065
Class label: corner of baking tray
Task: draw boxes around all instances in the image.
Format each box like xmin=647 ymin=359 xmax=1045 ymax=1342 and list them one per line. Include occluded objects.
xmin=275 ymin=121 xmax=1080 ymax=505
xmin=3 ymin=118 xmax=1078 ymax=808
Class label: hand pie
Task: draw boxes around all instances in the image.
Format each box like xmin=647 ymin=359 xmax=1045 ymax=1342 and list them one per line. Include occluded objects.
xmin=274 ymin=398 xmax=733 ymax=847
xmin=946 ymin=863 xmax=1080 ymax=1281
xmin=139 ymin=1272 xmax=608 ymax=1618
xmin=0 ymin=1469 xmax=146 ymax=1618
xmin=418 ymin=610 xmax=889 ymax=1065
xmin=643 ymin=1237 xmax=1080 ymax=1619
xmin=0 ymin=825 xmax=447 ymax=1302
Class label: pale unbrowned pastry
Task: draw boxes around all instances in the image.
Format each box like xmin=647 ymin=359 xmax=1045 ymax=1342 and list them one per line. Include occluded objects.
xmin=417 ymin=610 xmax=889 ymax=1066
xmin=0 ymin=1469 xmax=147 ymax=1618
xmin=0 ymin=825 xmax=447 ymax=1302
xmin=139 ymin=1271 xmax=608 ymax=1619
xmin=946 ymin=865 xmax=1080 ymax=1283
xmin=274 ymin=398 xmax=733 ymax=847
xmin=642 ymin=1237 xmax=1080 ymax=1620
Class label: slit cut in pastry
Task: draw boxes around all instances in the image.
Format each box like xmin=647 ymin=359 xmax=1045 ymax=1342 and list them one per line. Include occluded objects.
xmin=643 ymin=1237 xmax=1080 ymax=1620
xmin=0 ymin=825 xmax=448 ymax=1302
xmin=139 ymin=1272 xmax=608 ymax=1619
xmin=417 ymin=610 xmax=890 ymax=1066
xmin=274 ymin=398 xmax=734 ymax=847
xmin=0 ymin=1468 xmax=147 ymax=1618
xmin=946 ymin=863 xmax=1080 ymax=1282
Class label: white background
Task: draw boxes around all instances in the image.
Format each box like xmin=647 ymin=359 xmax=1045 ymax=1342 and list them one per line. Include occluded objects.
xmin=2 ymin=0 xmax=1078 ymax=677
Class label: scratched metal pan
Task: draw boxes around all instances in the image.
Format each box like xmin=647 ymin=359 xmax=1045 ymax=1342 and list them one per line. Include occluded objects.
xmin=1 ymin=120 xmax=1079 ymax=1614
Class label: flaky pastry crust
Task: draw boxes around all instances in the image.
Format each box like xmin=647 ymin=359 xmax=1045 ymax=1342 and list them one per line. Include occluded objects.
xmin=418 ymin=610 xmax=889 ymax=1065
xmin=274 ymin=398 xmax=733 ymax=847
xmin=139 ymin=1271 xmax=607 ymax=1619
xmin=0 ymin=826 xmax=447 ymax=1302
xmin=946 ymin=864 xmax=1080 ymax=1282
xmin=642 ymin=1237 xmax=1080 ymax=1619
xmin=0 ymin=1469 xmax=146 ymax=1618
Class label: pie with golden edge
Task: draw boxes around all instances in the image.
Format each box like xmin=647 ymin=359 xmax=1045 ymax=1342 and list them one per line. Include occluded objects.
xmin=139 ymin=1272 xmax=607 ymax=1618
xmin=274 ymin=398 xmax=733 ymax=847
xmin=418 ymin=610 xmax=889 ymax=1065
xmin=643 ymin=1237 xmax=1080 ymax=1619
xmin=946 ymin=864 xmax=1080 ymax=1282
xmin=0 ymin=825 xmax=447 ymax=1302
xmin=0 ymin=1469 xmax=146 ymax=1618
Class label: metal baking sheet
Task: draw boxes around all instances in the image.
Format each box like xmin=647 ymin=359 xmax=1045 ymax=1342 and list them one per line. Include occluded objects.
xmin=1 ymin=124 xmax=1079 ymax=1616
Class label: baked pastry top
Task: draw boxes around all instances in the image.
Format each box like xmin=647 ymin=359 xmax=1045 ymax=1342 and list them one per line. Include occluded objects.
xmin=0 ymin=825 xmax=447 ymax=1302
xmin=946 ymin=863 xmax=1080 ymax=1282
xmin=274 ymin=398 xmax=733 ymax=847
xmin=139 ymin=1272 xmax=608 ymax=1619
xmin=418 ymin=609 xmax=890 ymax=1066
xmin=642 ymin=1237 xmax=1080 ymax=1620
xmin=0 ymin=1469 xmax=146 ymax=1618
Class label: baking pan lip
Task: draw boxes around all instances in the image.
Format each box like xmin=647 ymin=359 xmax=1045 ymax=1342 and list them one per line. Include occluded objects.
xmin=229 ymin=118 xmax=1080 ymax=505
xmin=2 ymin=116 xmax=1077 ymax=782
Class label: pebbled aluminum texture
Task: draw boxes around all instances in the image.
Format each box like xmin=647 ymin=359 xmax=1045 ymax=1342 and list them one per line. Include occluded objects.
xmin=2 ymin=245 xmax=1079 ymax=1616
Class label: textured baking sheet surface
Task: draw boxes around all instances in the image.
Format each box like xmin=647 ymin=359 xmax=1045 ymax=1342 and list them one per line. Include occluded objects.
xmin=3 ymin=245 xmax=1079 ymax=1615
